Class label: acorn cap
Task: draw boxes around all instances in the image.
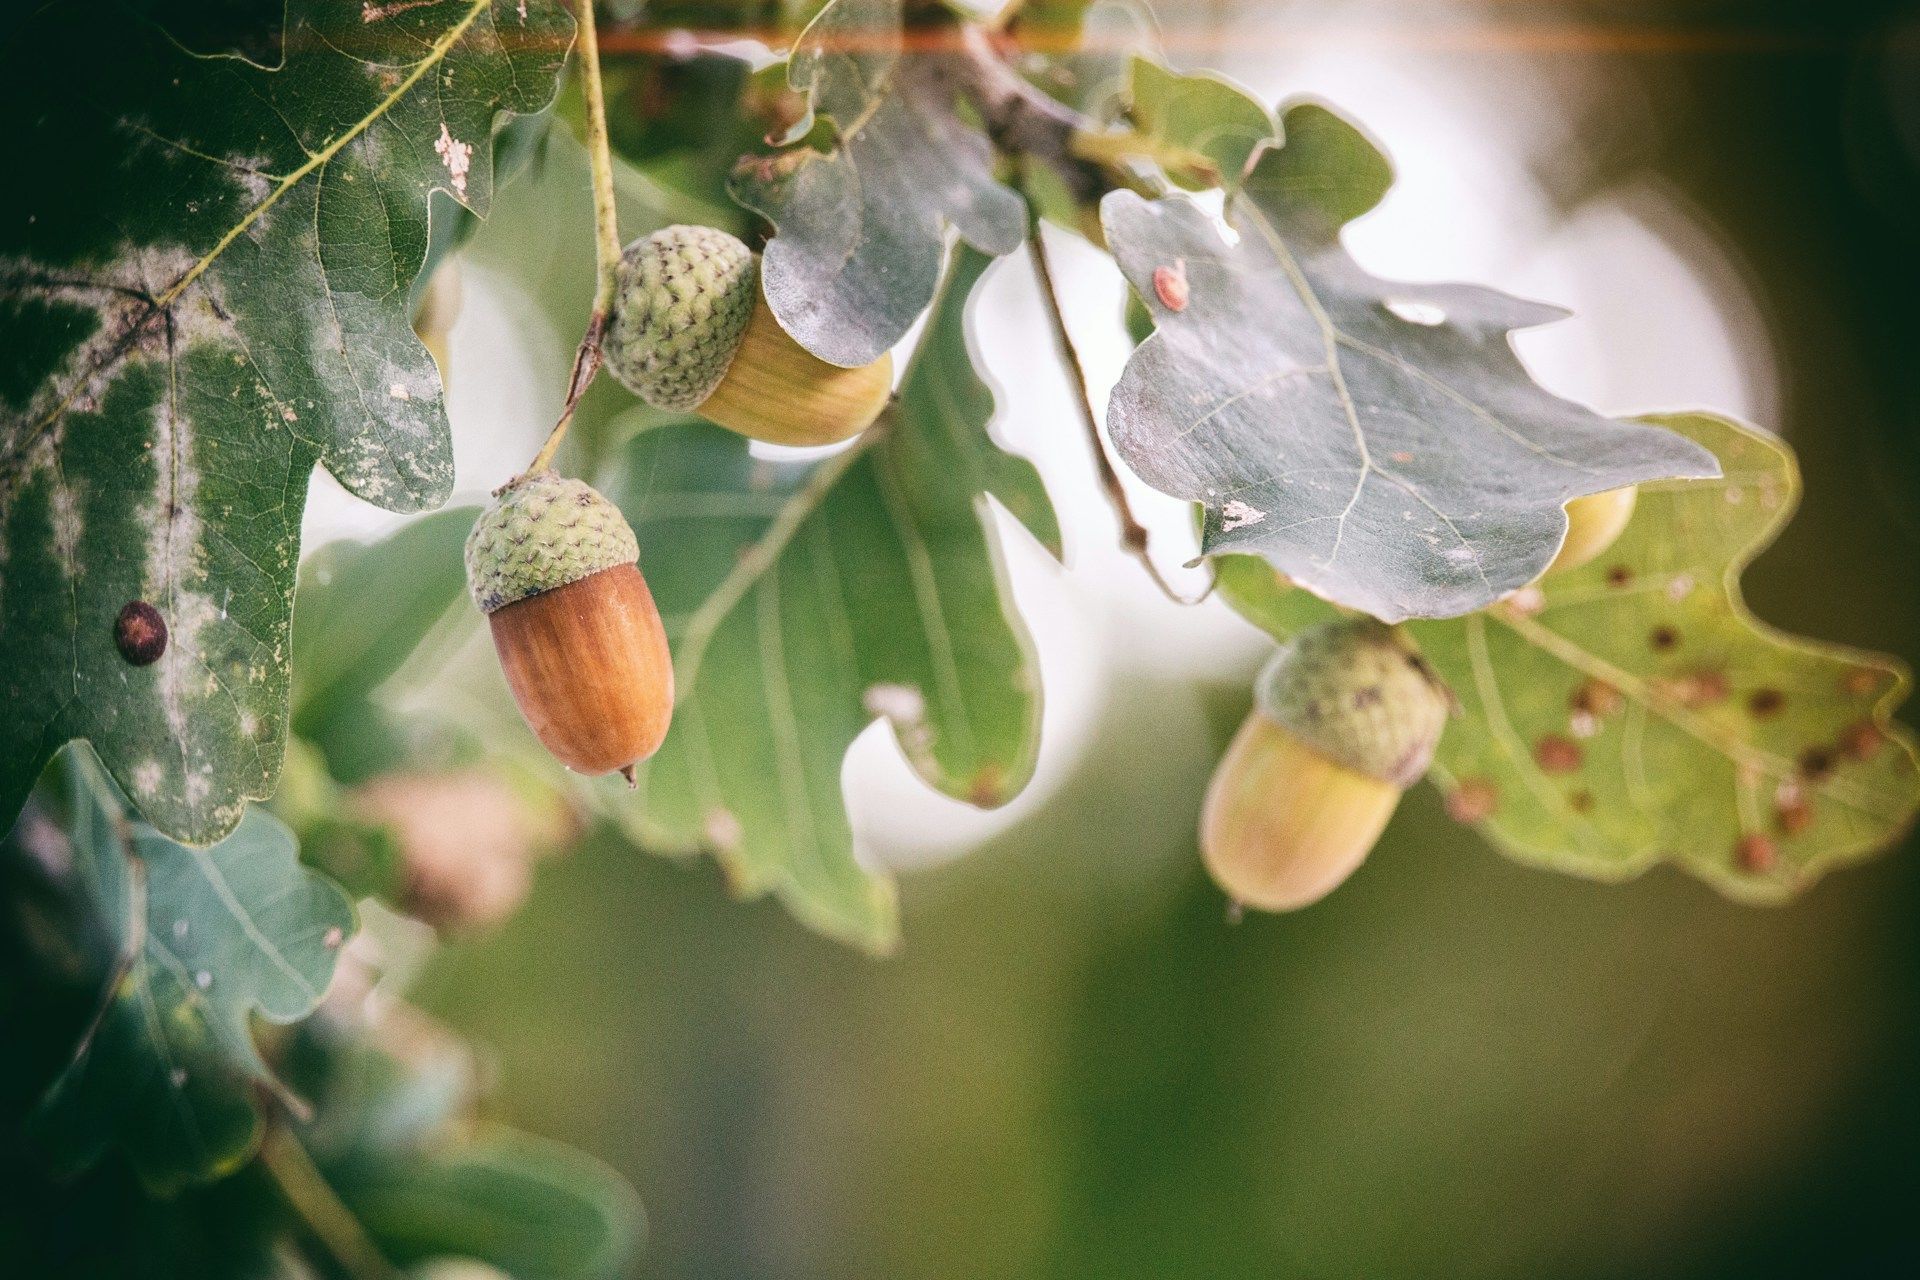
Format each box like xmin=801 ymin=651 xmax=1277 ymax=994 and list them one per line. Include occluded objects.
xmin=465 ymin=472 xmax=639 ymax=614
xmin=606 ymin=225 xmax=758 ymax=410
xmin=1255 ymin=618 xmax=1450 ymax=789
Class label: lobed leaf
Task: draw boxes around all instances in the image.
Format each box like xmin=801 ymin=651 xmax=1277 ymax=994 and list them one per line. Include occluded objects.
xmin=606 ymin=248 xmax=1058 ymax=952
xmin=1103 ymin=101 xmax=1720 ymax=622
xmin=1118 ymin=55 xmax=1277 ymax=191
xmin=29 ymin=745 xmax=355 ymax=1193
xmin=0 ymin=0 xmax=570 ymax=847
xmin=1220 ymin=413 xmax=1920 ymax=900
xmin=729 ymin=0 xmax=1027 ymax=367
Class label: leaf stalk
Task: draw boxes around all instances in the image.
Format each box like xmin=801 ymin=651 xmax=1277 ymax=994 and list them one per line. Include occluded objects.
xmin=1021 ymin=188 xmax=1210 ymax=606
xmin=525 ymin=0 xmax=626 ymax=479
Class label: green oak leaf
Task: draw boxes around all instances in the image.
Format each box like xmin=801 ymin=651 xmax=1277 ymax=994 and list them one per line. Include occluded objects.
xmin=1102 ymin=101 xmax=1720 ymax=623
xmin=1220 ymin=413 xmax=1920 ymax=901
xmin=0 ymin=0 xmax=570 ymax=848
xmin=1114 ymin=55 xmax=1276 ymax=191
xmin=340 ymin=1131 xmax=643 ymax=1280
xmin=292 ymin=508 xmax=476 ymax=784
xmin=728 ymin=0 xmax=1027 ymax=367
xmin=29 ymin=744 xmax=355 ymax=1194
xmin=606 ymin=247 xmax=1059 ymax=952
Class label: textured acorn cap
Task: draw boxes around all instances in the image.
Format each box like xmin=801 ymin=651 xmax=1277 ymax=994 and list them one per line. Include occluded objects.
xmin=1254 ymin=618 xmax=1450 ymax=788
xmin=606 ymin=225 xmax=758 ymax=410
xmin=465 ymin=471 xmax=639 ymax=614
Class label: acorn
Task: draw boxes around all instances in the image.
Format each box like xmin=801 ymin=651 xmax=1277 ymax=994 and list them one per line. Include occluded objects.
xmin=1201 ymin=618 xmax=1450 ymax=912
xmin=603 ymin=224 xmax=892 ymax=446
xmin=1546 ymin=485 xmax=1638 ymax=575
xmin=465 ymin=472 xmax=672 ymax=780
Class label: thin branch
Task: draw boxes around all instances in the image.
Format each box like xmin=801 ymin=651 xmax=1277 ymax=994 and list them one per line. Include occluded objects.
xmin=1022 ymin=194 xmax=1211 ymax=606
xmin=524 ymin=0 xmax=625 ymax=480
xmin=261 ymin=1122 xmax=401 ymax=1280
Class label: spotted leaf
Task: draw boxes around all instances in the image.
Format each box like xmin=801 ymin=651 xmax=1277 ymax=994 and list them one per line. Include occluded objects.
xmin=1220 ymin=413 xmax=1920 ymax=900
xmin=0 ymin=0 xmax=569 ymax=846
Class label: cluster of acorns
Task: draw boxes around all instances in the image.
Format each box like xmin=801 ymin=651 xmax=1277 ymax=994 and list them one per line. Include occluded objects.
xmin=466 ymin=225 xmax=1638 ymax=914
xmin=464 ymin=226 xmax=893 ymax=781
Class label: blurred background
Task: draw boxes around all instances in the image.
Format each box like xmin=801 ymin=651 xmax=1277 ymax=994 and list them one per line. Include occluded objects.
xmin=294 ymin=0 xmax=1920 ymax=1275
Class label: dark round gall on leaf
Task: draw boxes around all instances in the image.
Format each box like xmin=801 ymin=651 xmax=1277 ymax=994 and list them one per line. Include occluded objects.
xmin=114 ymin=600 xmax=167 ymax=666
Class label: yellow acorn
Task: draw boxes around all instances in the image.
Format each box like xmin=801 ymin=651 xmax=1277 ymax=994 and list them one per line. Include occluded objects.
xmin=603 ymin=225 xmax=892 ymax=446
xmin=1201 ymin=618 xmax=1450 ymax=912
xmin=1546 ymin=485 xmax=1638 ymax=575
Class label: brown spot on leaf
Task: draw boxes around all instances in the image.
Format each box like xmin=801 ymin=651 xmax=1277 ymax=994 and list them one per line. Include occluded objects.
xmin=1569 ymin=789 xmax=1595 ymax=813
xmin=1570 ymin=679 xmax=1622 ymax=719
xmin=114 ymin=601 xmax=167 ymax=666
xmin=1605 ymin=565 xmax=1633 ymax=588
xmin=968 ymin=763 xmax=1007 ymax=807
xmin=1534 ymin=734 xmax=1583 ymax=774
xmin=1775 ymin=794 xmax=1813 ymax=835
xmin=1737 ymin=833 xmax=1778 ymax=873
xmin=1842 ymin=667 xmax=1881 ymax=697
xmin=1657 ymin=669 xmax=1730 ymax=708
xmin=1649 ymin=624 xmax=1681 ymax=653
xmin=1798 ymin=746 xmax=1836 ymax=781
xmin=1746 ymin=688 xmax=1786 ymax=719
xmin=1152 ymin=260 xmax=1190 ymax=311
xmin=1445 ymin=778 xmax=1498 ymax=823
xmin=1841 ymin=721 xmax=1885 ymax=762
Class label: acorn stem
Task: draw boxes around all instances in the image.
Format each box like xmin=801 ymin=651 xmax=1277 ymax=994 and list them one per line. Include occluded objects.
xmin=1022 ymin=180 xmax=1212 ymax=607
xmin=521 ymin=0 xmax=623 ymax=482
xmin=575 ymin=0 xmax=623 ymax=317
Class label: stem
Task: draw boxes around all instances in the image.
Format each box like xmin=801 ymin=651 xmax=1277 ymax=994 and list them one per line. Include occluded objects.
xmin=1022 ymin=190 xmax=1209 ymax=606
xmin=523 ymin=0 xmax=625 ymax=480
xmin=261 ymin=1123 xmax=400 ymax=1280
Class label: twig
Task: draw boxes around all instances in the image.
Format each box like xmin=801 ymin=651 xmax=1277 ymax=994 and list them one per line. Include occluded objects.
xmin=1022 ymin=194 xmax=1211 ymax=606
xmin=523 ymin=0 xmax=625 ymax=479
xmin=260 ymin=1122 xmax=401 ymax=1280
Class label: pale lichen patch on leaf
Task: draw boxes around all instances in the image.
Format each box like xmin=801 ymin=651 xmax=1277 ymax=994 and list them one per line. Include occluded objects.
xmin=434 ymin=122 xmax=474 ymax=198
xmin=1 ymin=0 xmax=572 ymax=845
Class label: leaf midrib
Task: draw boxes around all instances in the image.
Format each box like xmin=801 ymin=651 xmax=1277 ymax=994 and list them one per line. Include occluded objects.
xmin=22 ymin=0 xmax=494 ymax=454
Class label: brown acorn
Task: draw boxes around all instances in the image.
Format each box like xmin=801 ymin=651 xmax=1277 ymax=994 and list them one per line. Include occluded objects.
xmin=466 ymin=472 xmax=672 ymax=779
xmin=602 ymin=225 xmax=892 ymax=447
xmin=1201 ymin=619 xmax=1450 ymax=912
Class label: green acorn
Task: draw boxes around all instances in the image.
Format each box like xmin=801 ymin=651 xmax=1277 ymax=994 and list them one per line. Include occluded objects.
xmin=466 ymin=472 xmax=672 ymax=780
xmin=603 ymin=225 xmax=892 ymax=446
xmin=1201 ymin=618 xmax=1450 ymax=911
